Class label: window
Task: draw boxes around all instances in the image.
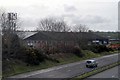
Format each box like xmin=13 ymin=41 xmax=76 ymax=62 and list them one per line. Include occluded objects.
xmin=87 ymin=61 xmax=92 ymax=63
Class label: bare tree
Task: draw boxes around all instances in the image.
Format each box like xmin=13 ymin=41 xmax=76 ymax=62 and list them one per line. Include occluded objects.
xmin=37 ymin=18 xmax=70 ymax=32
xmin=73 ymin=24 xmax=89 ymax=32
xmin=0 ymin=10 xmax=7 ymax=33
xmin=0 ymin=12 xmax=21 ymax=35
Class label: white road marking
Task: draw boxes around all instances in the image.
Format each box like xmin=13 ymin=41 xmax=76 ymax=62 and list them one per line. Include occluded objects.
xmin=68 ymin=70 xmax=71 ymax=72
xmin=56 ymin=67 xmax=63 ymax=69
xmin=65 ymin=65 xmax=68 ymax=67
xmin=112 ymin=75 xmax=115 ymax=78
xmin=17 ymin=68 xmax=56 ymax=78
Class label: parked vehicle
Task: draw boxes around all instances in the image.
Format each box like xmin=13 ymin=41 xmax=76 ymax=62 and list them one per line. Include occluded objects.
xmin=86 ymin=60 xmax=98 ymax=68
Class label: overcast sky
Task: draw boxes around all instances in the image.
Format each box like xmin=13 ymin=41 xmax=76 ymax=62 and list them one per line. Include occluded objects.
xmin=0 ymin=0 xmax=119 ymax=31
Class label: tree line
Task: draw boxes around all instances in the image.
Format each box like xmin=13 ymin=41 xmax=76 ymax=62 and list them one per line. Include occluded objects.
xmin=37 ymin=17 xmax=89 ymax=32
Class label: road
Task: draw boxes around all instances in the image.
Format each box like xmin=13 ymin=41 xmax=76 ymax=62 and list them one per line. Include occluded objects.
xmin=89 ymin=66 xmax=119 ymax=78
xmin=8 ymin=53 xmax=119 ymax=79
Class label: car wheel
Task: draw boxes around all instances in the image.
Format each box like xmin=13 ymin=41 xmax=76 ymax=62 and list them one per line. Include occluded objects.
xmin=96 ymin=65 xmax=97 ymax=67
xmin=86 ymin=65 xmax=88 ymax=68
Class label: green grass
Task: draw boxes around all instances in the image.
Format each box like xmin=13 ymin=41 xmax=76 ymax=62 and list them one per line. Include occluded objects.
xmin=2 ymin=50 xmax=118 ymax=77
xmin=3 ymin=60 xmax=60 ymax=77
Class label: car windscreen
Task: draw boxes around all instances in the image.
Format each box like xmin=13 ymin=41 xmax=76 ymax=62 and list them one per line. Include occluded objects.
xmin=86 ymin=61 xmax=92 ymax=63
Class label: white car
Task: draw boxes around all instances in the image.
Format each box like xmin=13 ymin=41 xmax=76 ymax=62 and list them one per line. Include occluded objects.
xmin=86 ymin=60 xmax=98 ymax=68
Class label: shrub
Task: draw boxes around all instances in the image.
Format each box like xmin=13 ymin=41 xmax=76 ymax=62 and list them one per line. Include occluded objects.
xmin=25 ymin=48 xmax=45 ymax=65
xmin=73 ymin=46 xmax=84 ymax=57
xmin=2 ymin=33 xmax=21 ymax=59
xmin=15 ymin=47 xmax=27 ymax=61
xmin=86 ymin=45 xmax=114 ymax=53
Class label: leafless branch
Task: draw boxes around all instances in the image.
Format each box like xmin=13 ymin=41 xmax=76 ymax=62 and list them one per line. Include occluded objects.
xmin=73 ymin=24 xmax=89 ymax=32
xmin=37 ymin=17 xmax=70 ymax=32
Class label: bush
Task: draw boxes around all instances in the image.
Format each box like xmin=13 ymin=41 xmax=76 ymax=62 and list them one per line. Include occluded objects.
xmin=86 ymin=45 xmax=114 ymax=53
xmin=15 ymin=47 xmax=27 ymax=61
xmin=25 ymin=48 xmax=45 ymax=65
xmin=73 ymin=46 xmax=84 ymax=57
xmin=2 ymin=33 xmax=21 ymax=59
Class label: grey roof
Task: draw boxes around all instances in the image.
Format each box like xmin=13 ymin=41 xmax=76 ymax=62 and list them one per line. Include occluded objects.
xmin=24 ymin=31 xmax=108 ymax=42
xmin=16 ymin=31 xmax=37 ymax=39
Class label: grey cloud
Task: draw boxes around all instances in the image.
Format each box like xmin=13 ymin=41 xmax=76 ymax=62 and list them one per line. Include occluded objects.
xmin=21 ymin=18 xmax=38 ymax=30
xmin=61 ymin=13 xmax=76 ymax=18
xmin=63 ymin=5 xmax=77 ymax=12
xmin=62 ymin=14 xmax=110 ymax=25
xmin=29 ymin=5 xmax=48 ymax=11
xmin=78 ymin=15 xmax=109 ymax=24
xmin=60 ymin=13 xmax=113 ymax=31
xmin=83 ymin=15 xmax=110 ymax=24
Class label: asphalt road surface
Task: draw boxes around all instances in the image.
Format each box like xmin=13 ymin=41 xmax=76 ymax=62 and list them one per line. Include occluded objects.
xmin=89 ymin=66 xmax=119 ymax=78
xmin=8 ymin=53 xmax=119 ymax=79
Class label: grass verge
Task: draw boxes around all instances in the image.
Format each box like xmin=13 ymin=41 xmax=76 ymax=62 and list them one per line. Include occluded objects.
xmin=72 ymin=61 xmax=120 ymax=80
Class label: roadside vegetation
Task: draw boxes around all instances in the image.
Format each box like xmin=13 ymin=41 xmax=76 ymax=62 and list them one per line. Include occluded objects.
xmin=2 ymin=44 xmax=117 ymax=77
